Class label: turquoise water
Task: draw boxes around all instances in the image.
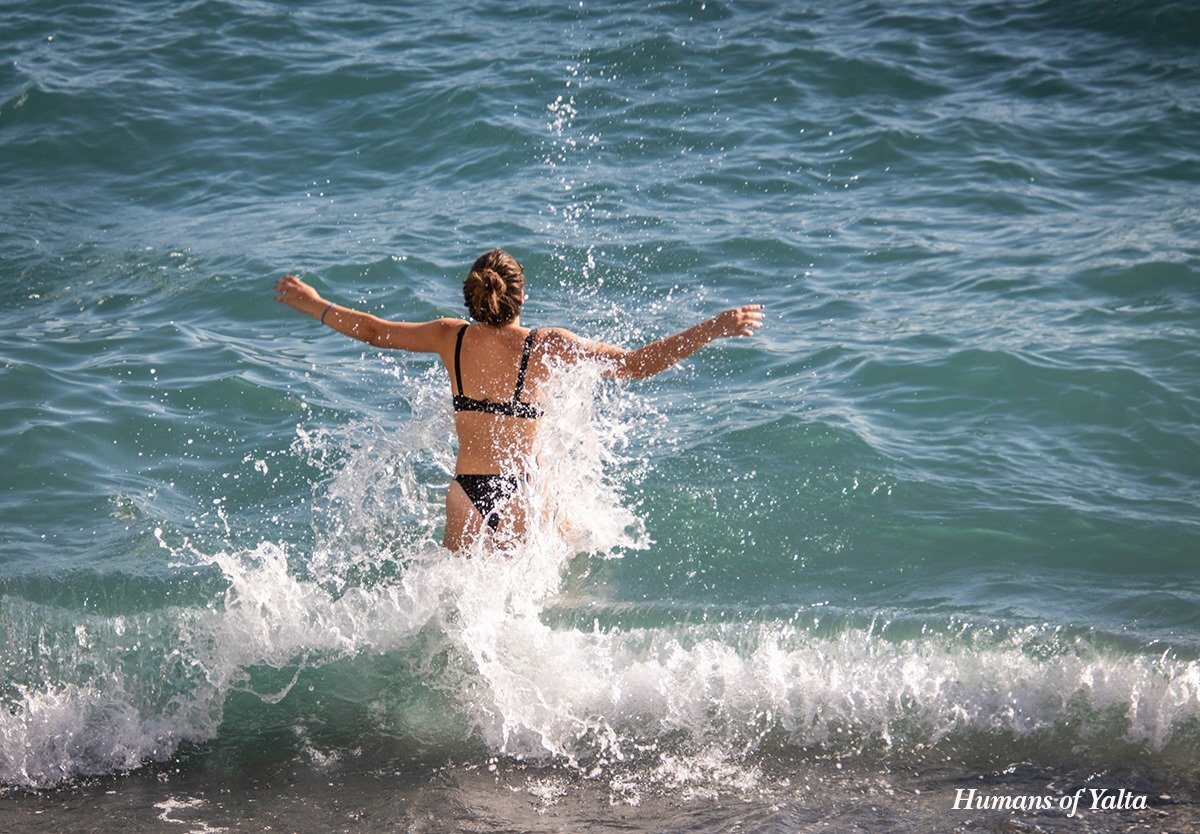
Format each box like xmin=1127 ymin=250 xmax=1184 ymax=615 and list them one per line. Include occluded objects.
xmin=2 ymin=0 xmax=1199 ymax=829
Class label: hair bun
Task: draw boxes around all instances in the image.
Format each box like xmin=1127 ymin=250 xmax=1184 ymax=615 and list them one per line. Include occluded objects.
xmin=464 ymin=249 xmax=524 ymax=326
xmin=481 ymin=267 xmax=506 ymax=294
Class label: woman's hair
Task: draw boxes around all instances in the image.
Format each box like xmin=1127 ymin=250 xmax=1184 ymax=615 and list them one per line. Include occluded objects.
xmin=463 ymin=249 xmax=524 ymax=326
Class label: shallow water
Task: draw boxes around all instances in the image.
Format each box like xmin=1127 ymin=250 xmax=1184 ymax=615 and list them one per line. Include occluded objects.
xmin=2 ymin=0 xmax=1199 ymax=830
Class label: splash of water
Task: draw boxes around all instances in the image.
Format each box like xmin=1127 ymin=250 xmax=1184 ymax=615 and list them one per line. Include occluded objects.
xmin=2 ymin=361 xmax=1199 ymax=791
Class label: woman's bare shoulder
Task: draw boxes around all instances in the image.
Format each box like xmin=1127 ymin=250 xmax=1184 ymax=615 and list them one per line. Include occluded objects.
xmin=533 ymin=326 xmax=591 ymax=353
xmin=533 ymin=326 xmax=627 ymax=364
xmin=533 ymin=326 xmax=577 ymax=345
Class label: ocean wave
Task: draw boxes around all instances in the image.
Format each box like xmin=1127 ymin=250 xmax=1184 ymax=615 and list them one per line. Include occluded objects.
xmin=3 ymin=366 xmax=1197 ymax=790
xmin=5 ymin=554 xmax=1199 ymax=790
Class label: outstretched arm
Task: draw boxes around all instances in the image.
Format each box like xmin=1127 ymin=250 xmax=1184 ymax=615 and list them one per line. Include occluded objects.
xmin=552 ymin=304 xmax=764 ymax=379
xmin=274 ymin=274 xmax=460 ymax=352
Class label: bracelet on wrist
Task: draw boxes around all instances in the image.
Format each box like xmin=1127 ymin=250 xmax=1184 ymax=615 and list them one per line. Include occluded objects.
xmin=320 ymin=302 xmax=334 ymax=324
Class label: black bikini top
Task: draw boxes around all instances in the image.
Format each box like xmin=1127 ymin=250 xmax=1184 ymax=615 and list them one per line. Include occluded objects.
xmin=452 ymin=324 xmax=543 ymax=419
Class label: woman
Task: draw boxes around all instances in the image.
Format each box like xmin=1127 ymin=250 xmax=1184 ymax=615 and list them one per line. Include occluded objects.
xmin=275 ymin=248 xmax=763 ymax=550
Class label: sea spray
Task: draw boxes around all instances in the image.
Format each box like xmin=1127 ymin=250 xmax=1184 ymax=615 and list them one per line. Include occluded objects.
xmin=3 ymin=364 xmax=1199 ymax=790
xmin=0 ymin=357 xmax=649 ymax=787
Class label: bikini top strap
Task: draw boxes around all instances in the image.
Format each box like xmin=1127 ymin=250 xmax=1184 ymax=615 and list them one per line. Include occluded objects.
xmin=454 ymin=324 xmax=468 ymax=396
xmin=512 ymin=329 xmax=537 ymax=400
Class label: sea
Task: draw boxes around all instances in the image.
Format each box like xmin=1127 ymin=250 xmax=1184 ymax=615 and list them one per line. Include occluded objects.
xmin=1 ymin=1 xmax=1198 ymax=831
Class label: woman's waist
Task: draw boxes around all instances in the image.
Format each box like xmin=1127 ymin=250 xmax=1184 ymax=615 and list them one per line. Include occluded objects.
xmin=453 ymin=450 xmax=532 ymax=476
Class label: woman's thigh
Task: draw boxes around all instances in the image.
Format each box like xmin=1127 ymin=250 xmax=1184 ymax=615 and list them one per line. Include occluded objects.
xmin=443 ymin=479 xmax=481 ymax=551
xmin=443 ymin=477 xmax=528 ymax=551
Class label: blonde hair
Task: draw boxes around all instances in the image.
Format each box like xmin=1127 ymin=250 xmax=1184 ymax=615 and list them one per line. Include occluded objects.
xmin=463 ymin=249 xmax=524 ymax=326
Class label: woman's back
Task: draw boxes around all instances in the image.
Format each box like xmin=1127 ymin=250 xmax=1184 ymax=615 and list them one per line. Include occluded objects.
xmin=448 ymin=323 xmax=545 ymax=474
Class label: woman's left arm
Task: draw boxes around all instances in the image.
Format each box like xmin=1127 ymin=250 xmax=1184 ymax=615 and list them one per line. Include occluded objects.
xmin=274 ymin=274 xmax=459 ymax=352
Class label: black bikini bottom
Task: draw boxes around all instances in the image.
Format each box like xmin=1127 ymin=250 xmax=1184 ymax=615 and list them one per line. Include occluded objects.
xmin=454 ymin=474 xmax=520 ymax=530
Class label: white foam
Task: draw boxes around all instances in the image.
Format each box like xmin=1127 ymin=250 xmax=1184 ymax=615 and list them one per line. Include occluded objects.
xmin=155 ymin=796 xmax=228 ymax=833
xmin=3 ymin=363 xmax=1199 ymax=789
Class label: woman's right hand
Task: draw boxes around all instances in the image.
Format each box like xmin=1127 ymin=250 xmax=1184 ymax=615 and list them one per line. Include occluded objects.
xmin=708 ymin=304 xmax=765 ymax=338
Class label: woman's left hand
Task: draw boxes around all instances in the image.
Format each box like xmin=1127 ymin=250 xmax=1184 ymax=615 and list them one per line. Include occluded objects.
xmin=274 ymin=274 xmax=324 ymax=313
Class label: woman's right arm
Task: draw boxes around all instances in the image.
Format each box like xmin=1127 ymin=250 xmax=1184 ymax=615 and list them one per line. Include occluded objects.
xmin=549 ymin=304 xmax=764 ymax=379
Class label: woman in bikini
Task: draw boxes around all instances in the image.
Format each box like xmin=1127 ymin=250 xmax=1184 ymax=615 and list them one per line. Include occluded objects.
xmin=274 ymin=248 xmax=763 ymax=550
